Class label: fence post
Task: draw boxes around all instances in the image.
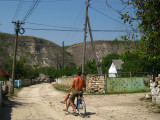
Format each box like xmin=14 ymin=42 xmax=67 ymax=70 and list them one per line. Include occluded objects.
xmin=105 ymin=74 xmax=107 ymax=93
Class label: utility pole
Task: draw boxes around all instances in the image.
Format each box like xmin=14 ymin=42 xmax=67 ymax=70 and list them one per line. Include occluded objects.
xmin=10 ymin=20 xmax=24 ymax=94
xmin=62 ymin=41 xmax=64 ymax=71
xmin=0 ymin=60 xmax=3 ymax=69
xmin=87 ymin=16 xmax=102 ymax=75
xmin=56 ymin=55 xmax=59 ymax=70
xmin=82 ymin=0 xmax=89 ymax=79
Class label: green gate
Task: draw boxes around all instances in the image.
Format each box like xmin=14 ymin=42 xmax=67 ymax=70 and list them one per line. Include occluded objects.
xmin=105 ymin=75 xmax=150 ymax=93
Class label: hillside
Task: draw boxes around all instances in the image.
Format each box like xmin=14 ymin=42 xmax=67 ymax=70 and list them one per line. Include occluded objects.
xmin=66 ymin=40 xmax=136 ymax=66
xmin=0 ymin=32 xmax=73 ymax=68
xmin=0 ymin=32 xmax=136 ymax=68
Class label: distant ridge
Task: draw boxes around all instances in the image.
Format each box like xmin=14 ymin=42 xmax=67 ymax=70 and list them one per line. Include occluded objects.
xmin=0 ymin=32 xmax=136 ymax=67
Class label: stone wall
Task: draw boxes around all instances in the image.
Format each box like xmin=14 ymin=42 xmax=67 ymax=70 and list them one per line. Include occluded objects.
xmin=58 ymin=75 xmax=106 ymax=93
xmin=150 ymin=74 xmax=160 ymax=104
xmin=21 ymin=79 xmax=32 ymax=86
xmin=86 ymin=75 xmax=105 ymax=93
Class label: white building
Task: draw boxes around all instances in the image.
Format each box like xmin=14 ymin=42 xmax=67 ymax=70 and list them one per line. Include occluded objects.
xmin=108 ymin=60 xmax=124 ymax=77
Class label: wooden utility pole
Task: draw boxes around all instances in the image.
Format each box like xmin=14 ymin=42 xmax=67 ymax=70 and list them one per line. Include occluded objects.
xmin=10 ymin=20 xmax=19 ymax=94
xmin=62 ymin=41 xmax=64 ymax=71
xmin=56 ymin=55 xmax=59 ymax=70
xmin=0 ymin=60 xmax=3 ymax=69
xmin=87 ymin=16 xmax=102 ymax=75
xmin=10 ymin=20 xmax=24 ymax=94
xmin=82 ymin=0 xmax=89 ymax=79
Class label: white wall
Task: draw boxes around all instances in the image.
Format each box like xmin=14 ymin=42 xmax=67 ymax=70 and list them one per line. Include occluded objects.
xmin=108 ymin=63 xmax=117 ymax=77
xmin=56 ymin=78 xmax=61 ymax=84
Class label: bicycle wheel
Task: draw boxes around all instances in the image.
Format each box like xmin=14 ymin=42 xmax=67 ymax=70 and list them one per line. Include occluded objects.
xmin=77 ymin=98 xmax=86 ymax=117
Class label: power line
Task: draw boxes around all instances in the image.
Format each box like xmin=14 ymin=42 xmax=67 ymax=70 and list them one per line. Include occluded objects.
xmin=89 ymin=6 xmax=124 ymax=25
xmin=24 ymin=27 xmax=138 ymax=32
xmin=12 ymin=0 xmax=24 ymax=21
xmin=0 ymin=0 xmax=71 ymax=2
xmin=24 ymin=28 xmax=83 ymax=31
xmin=22 ymin=0 xmax=40 ymax=22
xmin=25 ymin=22 xmax=82 ymax=30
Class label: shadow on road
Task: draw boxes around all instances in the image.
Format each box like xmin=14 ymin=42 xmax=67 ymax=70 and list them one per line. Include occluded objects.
xmin=85 ymin=112 xmax=96 ymax=118
xmin=0 ymin=98 xmax=24 ymax=120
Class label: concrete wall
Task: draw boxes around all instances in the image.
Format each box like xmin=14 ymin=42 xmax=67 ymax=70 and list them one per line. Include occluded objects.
xmin=59 ymin=76 xmax=75 ymax=86
xmin=21 ymin=79 xmax=32 ymax=87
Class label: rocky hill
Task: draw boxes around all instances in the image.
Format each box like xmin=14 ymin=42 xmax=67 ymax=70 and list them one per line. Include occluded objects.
xmin=0 ymin=32 xmax=73 ymax=68
xmin=66 ymin=40 xmax=136 ymax=66
xmin=0 ymin=32 xmax=136 ymax=68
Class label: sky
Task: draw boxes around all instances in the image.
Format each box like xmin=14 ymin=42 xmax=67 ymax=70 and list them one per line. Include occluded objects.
xmin=0 ymin=0 xmax=138 ymax=46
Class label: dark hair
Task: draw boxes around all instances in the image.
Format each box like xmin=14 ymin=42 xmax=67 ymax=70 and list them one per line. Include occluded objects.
xmin=77 ymin=71 xmax=81 ymax=76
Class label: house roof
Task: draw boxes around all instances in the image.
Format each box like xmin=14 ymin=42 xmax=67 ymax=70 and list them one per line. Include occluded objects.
xmin=0 ymin=69 xmax=8 ymax=76
xmin=112 ymin=60 xmax=124 ymax=70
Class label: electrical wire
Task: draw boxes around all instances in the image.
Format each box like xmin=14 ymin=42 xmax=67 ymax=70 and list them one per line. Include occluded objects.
xmin=0 ymin=0 xmax=71 ymax=2
xmin=89 ymin=6 xmax=124 ymax=25
xmin=12 ymin=0 xmax=24 ymax=21
xmin=24 ymin=27 xmax=137 ymax=32
xmin=25 ymin=22 xmax=82 ymax=30
xmin=22 ymin=0 xmax=40 ymax=22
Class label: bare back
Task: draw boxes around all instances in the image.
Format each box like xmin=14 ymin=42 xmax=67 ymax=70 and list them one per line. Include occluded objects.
xmin=73 ymin=76 xmax=85 ymax=91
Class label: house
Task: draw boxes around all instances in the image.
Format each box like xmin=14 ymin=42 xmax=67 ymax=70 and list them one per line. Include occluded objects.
xmin=0 ymin=69 xmax=8 ymax=76
xmin=108 ymin=60 xmax=124 ymax=77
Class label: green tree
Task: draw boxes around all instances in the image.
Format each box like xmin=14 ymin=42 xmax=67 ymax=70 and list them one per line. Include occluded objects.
xmin=4 ymin=56 xmax=36 ymax=79
xmin=120 ymin=0 xmax=160 ymax=79
xmin=63 ymin=65 xmax=78 ymax=76
xmin=120 ymin=51 xmax=148 ymax=72
xmin=85 ymin=59 xmax=97 ymax=74
xmin=101 ymin=53 xmax=120 ymax=74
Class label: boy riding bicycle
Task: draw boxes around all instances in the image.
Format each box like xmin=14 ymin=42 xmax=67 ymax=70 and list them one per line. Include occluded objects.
xmin=61 ymin=71 xmax=86 ymax=115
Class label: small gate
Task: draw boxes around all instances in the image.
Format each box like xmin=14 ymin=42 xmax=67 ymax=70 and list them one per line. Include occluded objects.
xmin=105 ymin=75 xmax=150 ymax=93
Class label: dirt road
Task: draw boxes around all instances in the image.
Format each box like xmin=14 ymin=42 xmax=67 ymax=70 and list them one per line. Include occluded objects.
xmin=9 ymin=83 xmax=160 ymax=120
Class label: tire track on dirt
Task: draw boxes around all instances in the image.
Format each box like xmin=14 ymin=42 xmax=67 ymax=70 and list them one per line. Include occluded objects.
xmin=39 ymin=83 xmax=112 ymax=120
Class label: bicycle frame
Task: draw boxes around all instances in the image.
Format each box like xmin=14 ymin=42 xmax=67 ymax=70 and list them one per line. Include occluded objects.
xmin=65 ymin=95 xmax=86 ymax=117
xmin=75 ymin=95 xmax=86 ymax=117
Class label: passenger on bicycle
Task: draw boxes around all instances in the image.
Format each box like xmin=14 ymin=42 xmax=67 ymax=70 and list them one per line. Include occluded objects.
xmin=63 ymin=71 xmax=86 ymax=114
xmin=60 ymin=92 xmax=71 ymax=104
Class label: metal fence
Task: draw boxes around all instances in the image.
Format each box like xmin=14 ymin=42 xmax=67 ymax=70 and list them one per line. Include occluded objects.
xmin=105 ymin=74 xmax=150 ymax=93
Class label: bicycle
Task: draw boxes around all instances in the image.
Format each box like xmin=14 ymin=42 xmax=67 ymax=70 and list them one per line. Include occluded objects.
xmin=65 ymin=95 xmax=86 ymax=117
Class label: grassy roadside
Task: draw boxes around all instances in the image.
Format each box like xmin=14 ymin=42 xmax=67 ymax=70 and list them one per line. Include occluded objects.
xmin=53 ymin=83 xmax=150 ymax=95
xmin=147 ymin=103 xmax=160 ymax=113
xmin=6 ymin=87 xmax=23 ymax=100
xmin=52 ymin=84 xmax=70 ymax=93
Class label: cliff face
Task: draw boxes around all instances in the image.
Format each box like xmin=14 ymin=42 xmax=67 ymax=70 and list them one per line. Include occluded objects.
xmin=66 ymin=40 xmax=136 ymax=66
xmin=0 ymin=32 xmax=136 ymax=68
xmin=0 ymin=32 xmax=73 ymax=68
